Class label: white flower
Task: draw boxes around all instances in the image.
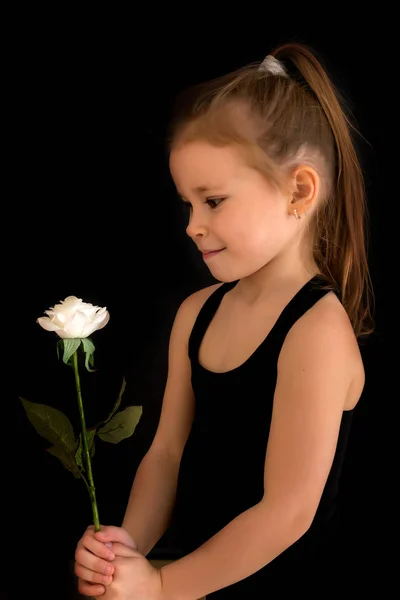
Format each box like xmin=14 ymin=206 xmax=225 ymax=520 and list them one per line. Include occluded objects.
xmin=37 ymin=296 xmax=110 ymax=339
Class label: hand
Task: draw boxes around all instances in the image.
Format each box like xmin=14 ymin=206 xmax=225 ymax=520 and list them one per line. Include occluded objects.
xmin=75 ymin=524 xmax=137 ymax=597
xmin=101 ymin=543 xmax=164 ymax=600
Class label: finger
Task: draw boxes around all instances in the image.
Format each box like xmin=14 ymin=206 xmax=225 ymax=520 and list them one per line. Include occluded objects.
xmin=77 ymin=534 xmax=116 ymax=563
xmin=94 ymin=526 xmax=137 ymax=549
xmin=85 ymin=523 xmax=111 ymax=538
xmin=82 ymin=526 xmax=117 ymax=557
xmin=77 ymin=578 xmax=106 ymax=597
xmin=109 ymin=542 xmax=142 ymax=558
xmin=75 ymin=543 xmax=115 ymax=576
xmin=75 ymin=562 xmax=114 ymax=586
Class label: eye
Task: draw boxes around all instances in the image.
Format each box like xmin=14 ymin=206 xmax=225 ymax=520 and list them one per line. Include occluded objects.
xmin=206 ymin=197 xmax=225 ymax=209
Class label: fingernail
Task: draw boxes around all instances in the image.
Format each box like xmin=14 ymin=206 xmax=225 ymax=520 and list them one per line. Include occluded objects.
xmin=105 ymin=542 xmax=112 ymax=548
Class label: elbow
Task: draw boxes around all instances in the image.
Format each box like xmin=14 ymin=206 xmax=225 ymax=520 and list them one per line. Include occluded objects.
xmin=259 ymin=497 xmax=316 ymax=543
xmin=284 ymin=508 xmax=314 ymax=544
xmin=289 ymin=506 xmax=316 ymax=539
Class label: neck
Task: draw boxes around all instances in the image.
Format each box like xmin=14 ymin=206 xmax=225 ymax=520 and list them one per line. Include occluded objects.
xmin=233 ymin=252 xmax=320 ymax=306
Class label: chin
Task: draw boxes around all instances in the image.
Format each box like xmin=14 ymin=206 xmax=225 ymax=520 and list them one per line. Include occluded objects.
xmin=206 ymin=267 xmax=239 ymax=283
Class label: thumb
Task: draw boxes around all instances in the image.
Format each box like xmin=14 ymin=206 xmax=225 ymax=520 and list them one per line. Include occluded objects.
xmin=95 ymin=526 xmax=137 ymax=549
xmin=110 ymin=542 xmax=143 ymax=558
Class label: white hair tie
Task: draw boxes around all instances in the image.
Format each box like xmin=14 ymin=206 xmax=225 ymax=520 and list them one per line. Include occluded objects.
xmin=258 ymin=55 xmax=288 ymax=77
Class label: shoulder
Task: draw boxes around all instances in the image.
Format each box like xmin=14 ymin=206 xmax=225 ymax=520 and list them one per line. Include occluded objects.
xmin=280 ymin=291 xmax=365 ymax=403
xmin=178 ymin=282 xmax=224 ymax=321
xmin=172 ymin=282 xmax=224 ymax=341
xmin=284 ymin=290 xmax=362 ymax=362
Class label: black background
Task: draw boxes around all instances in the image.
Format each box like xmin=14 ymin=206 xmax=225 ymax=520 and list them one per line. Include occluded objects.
xmin=6 ymin=9 xmax=391 ymax=599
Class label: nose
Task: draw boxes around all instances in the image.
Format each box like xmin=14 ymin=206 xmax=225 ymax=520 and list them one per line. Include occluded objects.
xmin=185 ymin=210 xmax=208 ymax=240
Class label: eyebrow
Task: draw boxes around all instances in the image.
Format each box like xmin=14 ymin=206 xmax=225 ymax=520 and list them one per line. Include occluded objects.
xmin=193 ymin=185 xmax=214 ymax=193
xmin=177 ymin=185 xmax=222 ymax=198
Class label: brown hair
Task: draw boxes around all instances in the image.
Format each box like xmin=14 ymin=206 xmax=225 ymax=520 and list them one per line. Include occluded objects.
xmin=168 ymin=42 xmax=375 ymax=341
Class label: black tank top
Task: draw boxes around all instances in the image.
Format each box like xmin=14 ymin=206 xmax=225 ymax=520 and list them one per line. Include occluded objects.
xmin=172 ymin=275 xmax=355 ymax=597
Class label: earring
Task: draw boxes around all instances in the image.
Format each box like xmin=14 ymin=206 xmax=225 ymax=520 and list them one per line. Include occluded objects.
xmin=293 ymin=209 xmax=301 ymax=220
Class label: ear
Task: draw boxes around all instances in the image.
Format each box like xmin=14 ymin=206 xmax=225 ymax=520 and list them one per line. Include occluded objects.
xmin=288 ymin=165 xmax=320 ymax=217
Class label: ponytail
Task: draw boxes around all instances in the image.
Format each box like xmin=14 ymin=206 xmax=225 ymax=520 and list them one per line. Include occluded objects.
xmin=272 ymin=43 xmax=375 ymax=340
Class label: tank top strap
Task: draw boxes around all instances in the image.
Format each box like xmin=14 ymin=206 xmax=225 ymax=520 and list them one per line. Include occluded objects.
xmin=188 ymin=275 xmax=340 ymax=363
xmin=266 ymin=274 xmax=341 ymax=353
xmin=188 ymin=281 xmax=239 ymax=362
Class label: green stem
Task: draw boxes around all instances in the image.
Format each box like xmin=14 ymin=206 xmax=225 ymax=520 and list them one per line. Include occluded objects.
xmin=72 ymin=349 xmax=100 ymax=531
xmin=79 ymin=469 xmax=90 ymax=493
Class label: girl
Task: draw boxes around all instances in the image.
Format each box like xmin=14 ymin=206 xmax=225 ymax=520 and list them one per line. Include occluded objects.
xmin=73 ymin=42 xmax=375 ymax=598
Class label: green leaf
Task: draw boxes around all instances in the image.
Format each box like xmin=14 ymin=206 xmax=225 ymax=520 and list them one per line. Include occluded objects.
xmin=56 ymin=339 xmax=64 ymax=361
xmin=88 ymin=428 xmax=96 ymax=455
xmin=48 ymin=444 xmax=81 ymax=478
xmin=81 ymin=338 xmax=96 ymax=372
xmin=20 ymin=397 xmax=76 ymax=452
xmin=97 ymin=405 xmax=143 ymax=444
xmin=62 ymin=339 xmax=81 ymax=365
xmin=75 ymin=437 xmax=83 ymax=469
xmin=101 ymin=377 xmax=127 ymax=427
xmin=75 ymin=429 xmax=96 ymax=468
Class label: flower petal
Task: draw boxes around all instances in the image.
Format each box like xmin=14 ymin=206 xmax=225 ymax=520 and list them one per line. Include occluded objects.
xmin=37 ymin=297 xmax=109 ymax=339
xmin=96 ymin=311 xmax=110 ymax=329
xmin=63 ymin=311 xmax=87 ymax=338
xmin=37 ymin=317 xmax=63 ymax=332
xmin=81 ymin=322 xmax=97 ymax=338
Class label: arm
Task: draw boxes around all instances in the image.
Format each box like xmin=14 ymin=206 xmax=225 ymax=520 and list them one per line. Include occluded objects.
xmin=121 ymin=284 xmax=223 ymax=557
xmin=75 ymin=285 xmax=222 ymax=596
xmin=160 ymin=299 xmax=363 ymax=600
xmin=121 ymin=447 xmax=181 ymax=557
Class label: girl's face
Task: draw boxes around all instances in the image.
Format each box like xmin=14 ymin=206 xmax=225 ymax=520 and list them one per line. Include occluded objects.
xmin=169 ymin=140 xmax=300 ymax=282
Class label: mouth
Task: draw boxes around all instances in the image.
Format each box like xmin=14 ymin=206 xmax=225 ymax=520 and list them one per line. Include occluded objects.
xmin=201 ymin=248 xmax=226 ymax=259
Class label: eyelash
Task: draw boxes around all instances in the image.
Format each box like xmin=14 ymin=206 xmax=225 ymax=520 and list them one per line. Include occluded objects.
xmin=206 ymin=197 xmax=225 ymax=209
xmin=183 ymin=197 xmax=226 ymax=210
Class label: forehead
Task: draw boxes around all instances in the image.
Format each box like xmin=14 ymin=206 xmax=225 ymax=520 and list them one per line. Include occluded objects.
xmin=169 ymin=141 xmax=247 ymax=187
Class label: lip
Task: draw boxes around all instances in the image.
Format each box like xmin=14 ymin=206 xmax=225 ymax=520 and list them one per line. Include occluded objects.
xmin=201 ymin=248 xmax=225 ymax=259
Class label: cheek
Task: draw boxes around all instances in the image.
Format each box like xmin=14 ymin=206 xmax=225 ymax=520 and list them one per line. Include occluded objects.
xmin=231 ymin=206 xmax=273 ymax=243
xmin=235 ymin=205 xmax=288 ymax=253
